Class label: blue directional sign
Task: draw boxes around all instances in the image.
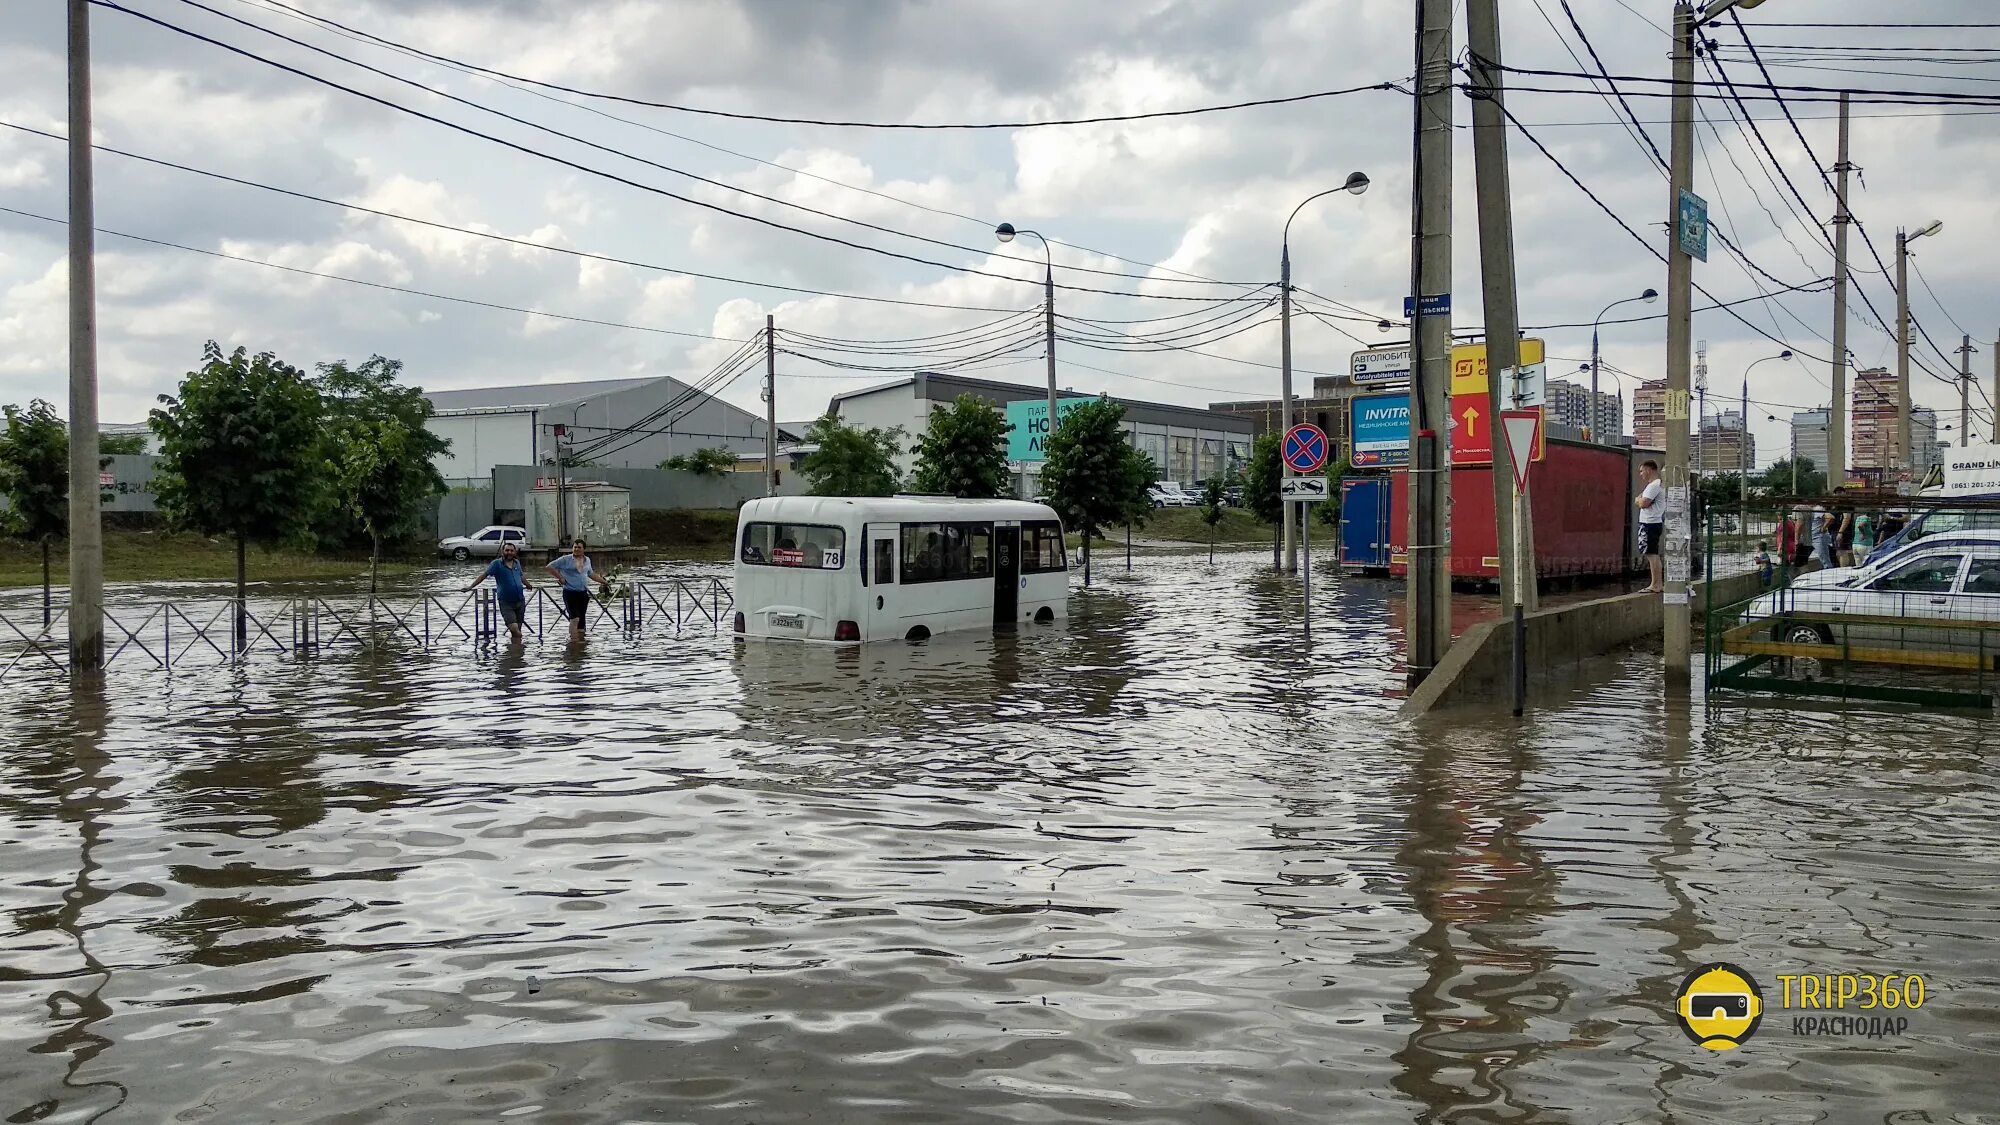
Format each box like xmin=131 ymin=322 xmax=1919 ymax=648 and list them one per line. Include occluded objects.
xmin=1403 ymin=293 xmax=1451 ymax=318
xmin=1283 ymin=423 xmax=1330 ymax=473
xmin=1678 ymin=189 xmax=1708 ymax=262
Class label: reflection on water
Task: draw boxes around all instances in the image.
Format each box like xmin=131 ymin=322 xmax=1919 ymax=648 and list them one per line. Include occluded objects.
xmin=2 ymin=549 xmax=1998 ymax=1123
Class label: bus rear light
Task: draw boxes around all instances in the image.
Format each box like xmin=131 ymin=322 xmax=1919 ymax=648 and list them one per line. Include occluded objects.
xmin=732 ymin=611 xmax=745 ymax=633
xmin=834 ymin=620 xmax=860 ymax=642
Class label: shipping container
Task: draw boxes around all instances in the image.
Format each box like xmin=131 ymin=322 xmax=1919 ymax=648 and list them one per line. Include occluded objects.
xmin=1386 ymin=439 xmax=1651 ymax=584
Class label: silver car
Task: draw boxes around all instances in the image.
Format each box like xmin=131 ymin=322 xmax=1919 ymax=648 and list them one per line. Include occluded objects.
xmin=438 ymin=524 xmax=527 ymax=562
xmin=1747 ymin=530 xmax=2000 ymax=662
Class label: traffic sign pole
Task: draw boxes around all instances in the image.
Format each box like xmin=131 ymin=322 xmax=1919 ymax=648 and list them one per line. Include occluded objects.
xmin=1500 ymin=410 xmax=1540 ymax=717
xmin=1281 ymin=423 xmax=1329 ymax=639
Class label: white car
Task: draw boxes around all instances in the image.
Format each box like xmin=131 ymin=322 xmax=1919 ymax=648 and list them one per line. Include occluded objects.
xmin=1747 ymin=530 xmax=2000 ymax=657
xmin=438 ymin=524 xmax=527 ymax=561
xmin=1147 ymin=483 xmax=1198 ymax=508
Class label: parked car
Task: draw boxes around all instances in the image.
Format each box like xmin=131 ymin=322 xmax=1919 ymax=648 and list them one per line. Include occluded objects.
xmin=1865 ymin=504 xmax=2000 ymax=566
xmin=1748 ymin=530 xmax=2000 ymax=659
xmin=438 ymin=525 xmax=527 ymax=561
xmin=1147 ymin=483 xmax=1198 ymax=509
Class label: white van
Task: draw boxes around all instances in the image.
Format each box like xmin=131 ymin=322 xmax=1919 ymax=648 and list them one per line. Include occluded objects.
xmin=733 ymin=495 xmax=1070 ymax=643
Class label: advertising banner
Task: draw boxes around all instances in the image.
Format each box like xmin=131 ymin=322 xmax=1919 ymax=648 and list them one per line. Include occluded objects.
xmin=1350 ymin=392 xmax=1410 ymax=467
xmin=1005 ymin=397 xmax=1089 ymax=462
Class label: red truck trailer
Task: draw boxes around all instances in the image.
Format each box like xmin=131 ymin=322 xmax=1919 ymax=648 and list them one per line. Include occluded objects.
xmin=1386 ymin=438 xmax=1651 ymax=583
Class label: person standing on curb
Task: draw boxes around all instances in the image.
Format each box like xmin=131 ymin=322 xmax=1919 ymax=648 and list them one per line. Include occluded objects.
xmin=1635 ymin=459 xmax=1665 ymax=593
xmin=546 ymin=537 xmax=611 ymax=644
xmin=466 ymin=539 xmax=533 ymax=645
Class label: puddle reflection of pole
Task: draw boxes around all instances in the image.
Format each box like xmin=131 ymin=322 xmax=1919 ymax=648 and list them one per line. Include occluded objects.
xmin=1646 ymin=693 xmax=1707 ymax=1114
xmin=39 ymin=678 xmax=129 ymax=1122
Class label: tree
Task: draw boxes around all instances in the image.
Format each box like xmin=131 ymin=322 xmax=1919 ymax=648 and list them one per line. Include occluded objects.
xmin=1314 ymin=456 xmax=1351 ymax=528
xmin=314 ymin=356 xmax=450 ymax=592
xmin=1040 ymin=398 xmax=1153 ymax=586
xmin=910 ymin=394 xmax=1010 ymax=497
xmin=0 ymin=400 xmax=70 ymax=628
xmin=151 ymin=343 xmax=327 ymax=642
xmin=1243 ymin=432 xmax=1284 ymax=569
xmin=659 ymin=447 xmax=737 ymax=477
xmin=1200 ymin=478 xmax=1225 ymax=564
xmin=799 ymin=413 xmax=903 ymax=497
xmin=1760 ymin=456 xmax=1825 ymax=497
xmin=99 ymin=431 xmax=147 ymax=456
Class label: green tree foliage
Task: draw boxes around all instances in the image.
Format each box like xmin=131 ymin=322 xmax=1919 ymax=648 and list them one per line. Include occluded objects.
xmin=1759 ymin=456 xmax=1826 ymax=497
xmin=799 ymin=413 xmax=903 ymax=497
xmin=1200 ymin=478 xmax=1225 ymax=563
xmin=1314 ymin=456 xmax=1351 ymax=527
xmin=1243 ymin=432 xmax=1284 ymax=524
xmin=151 ymin=343 xmax=328 ymax=632
xmin=1040 ymin=398 xmax=1153 ymax=585
xmin=99 ymin=431 xmax=147 ymax=456
xmin=910 ymin=394 xmax=1010 ymax=498
xmin=313 ymin=356 xmax=450 ymax=590
xmin=659 ymin=447 xmax=737 ymax=477
xmin=0 ymin=400 xmax=71 ymax=625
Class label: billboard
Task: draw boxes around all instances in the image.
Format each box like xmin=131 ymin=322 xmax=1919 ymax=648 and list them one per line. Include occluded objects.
xmin=1350 ymin=392 xmax=1410 ymax=467
xmin=1005 ymin=397 xmax=1090 ymax=462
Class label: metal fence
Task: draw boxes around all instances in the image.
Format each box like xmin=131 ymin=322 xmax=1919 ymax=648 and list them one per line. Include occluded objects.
xmin=0 ymin=578 xmax=733 ymax=679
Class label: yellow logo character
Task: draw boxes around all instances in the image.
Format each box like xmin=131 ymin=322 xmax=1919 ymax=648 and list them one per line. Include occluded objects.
xmin=1675 ymin=962 xmax=1765 ymax=1051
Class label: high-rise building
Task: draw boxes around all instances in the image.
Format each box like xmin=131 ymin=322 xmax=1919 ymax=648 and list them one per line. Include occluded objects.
xmin=1632 ymin=379 xmax=1667 ymax=450
xmin=1850 ymin=366 xmax=1896 ymax=472
xmin=1790 ymin=408 xmax=1830 ymax=473
xmin=1912 ymin=406 xmax=1942 ymax=473
xmin=1545 ymin=379 xmax=1624 ymax=443
xmin=1696 ymin=409 xmax=1754 ymax=475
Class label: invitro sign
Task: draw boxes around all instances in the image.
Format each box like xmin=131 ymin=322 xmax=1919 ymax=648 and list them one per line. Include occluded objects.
xmin=1350 ymin=392 xmax=1410 ymax=467
xmin=1005 ymin=397 xmax=1089 ymax=462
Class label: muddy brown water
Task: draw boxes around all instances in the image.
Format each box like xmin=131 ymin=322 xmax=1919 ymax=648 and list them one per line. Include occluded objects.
xmin=2 ymin=551 xmax=1996 ymax=1123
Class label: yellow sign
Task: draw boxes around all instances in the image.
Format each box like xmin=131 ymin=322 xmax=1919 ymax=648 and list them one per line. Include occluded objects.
xmin=1450 ymin=338 xmax=1545 ymax=396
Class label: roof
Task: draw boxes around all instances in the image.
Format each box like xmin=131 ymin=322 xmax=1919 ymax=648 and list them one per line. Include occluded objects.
xmin=830 ymin=370 xmax=1254 ymax=432
xmin=424 ymin=376 xmax=663 ymax=413
xmin=739 ymin=494 xmax=1059 ymax=524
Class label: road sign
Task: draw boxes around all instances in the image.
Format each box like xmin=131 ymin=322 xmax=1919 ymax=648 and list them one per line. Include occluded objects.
xmin=1349 ymin=392 xmax=1409 ymax=467
xmin=1451 ymin=394 xmax=1544 ymax=466
xmin=1283 ymin=423 xmax=1330 ymax=473
xmin=1403 ymin=293 xmax=1450 ymax=318
xmin=1506 ymin=361 xmax=1547 ymax=409
xmin=1678 ymin=189 xmax=1709 ymax=262
xmin=97 ymin=471 xmax=115 ymax=487
xmin=1350 ymin=345 xmax=1412 ymax=385
xmin=1450 ymin=337 xmax=1545 ymax=396
xmin=1501 ymin=410 xmax=1540 ymax=493
xmin=1280 ymin=476 xmax=1330 ymax=502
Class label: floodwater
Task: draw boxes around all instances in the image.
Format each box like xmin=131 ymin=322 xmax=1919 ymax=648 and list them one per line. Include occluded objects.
xmin=2 ymin=550 xmax=1997 ymax=1123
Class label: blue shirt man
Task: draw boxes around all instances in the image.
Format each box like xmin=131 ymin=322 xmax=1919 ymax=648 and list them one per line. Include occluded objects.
xmin=465 ymin=540 xmax=533 ymax=643
xmin=548 ymin=552 xmax=592 ymax=591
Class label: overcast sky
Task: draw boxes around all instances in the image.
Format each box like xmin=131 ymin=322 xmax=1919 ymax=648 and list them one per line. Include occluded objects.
xmin=3 ymin=0 xmax=1996 ymax=467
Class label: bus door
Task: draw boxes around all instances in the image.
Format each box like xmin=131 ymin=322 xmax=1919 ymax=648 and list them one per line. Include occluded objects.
xmin=994 ymin=523 xmax=1021 ymax=625
xmin=866 ymin=524 xmax=899 ymax=635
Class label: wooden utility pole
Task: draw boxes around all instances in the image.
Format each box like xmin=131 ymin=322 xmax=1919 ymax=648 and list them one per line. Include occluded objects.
xmin=67 ymin=0 xmax=104 ymax=673
xmin=1406 ymin=0 xmax=1454 ymax=687
xmin=1466 ymin=0 xmax=1534 ymax=615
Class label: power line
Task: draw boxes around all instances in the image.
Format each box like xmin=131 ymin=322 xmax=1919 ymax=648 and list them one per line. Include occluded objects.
xmin=242 ymin=0 xmax=1404 ymax=130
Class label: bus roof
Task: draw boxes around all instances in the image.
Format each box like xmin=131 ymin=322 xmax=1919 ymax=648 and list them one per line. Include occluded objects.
xmin=739 ymin=495 xmax=1060 ymax=524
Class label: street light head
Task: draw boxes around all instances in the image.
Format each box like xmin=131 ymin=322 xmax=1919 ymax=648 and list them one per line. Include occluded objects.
xmin=1779 ymin=349 xmax=1793 ymax=359
xmin=1343 ymin=171 xmax=1370 ymax=196
xmin=994 ymin=222 xmax=1017 ymax=243
xmin=1914 ymin=219 xmax=1943 ymax=239
xmin=1641 ymin=288 xmax=1660 ymax=303
xmin=1377 ymin=319 xmax=1394 ymax=331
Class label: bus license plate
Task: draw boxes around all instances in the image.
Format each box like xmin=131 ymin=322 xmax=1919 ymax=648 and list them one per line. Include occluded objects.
xmin=771 ymin=613 xmax=804 ymax=630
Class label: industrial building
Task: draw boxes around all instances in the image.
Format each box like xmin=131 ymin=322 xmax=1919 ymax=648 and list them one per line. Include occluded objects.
xmin=423 ymin=375 xmax=784 ymax=483
xmin=827 ymin=370 xmax=1254 ymax=495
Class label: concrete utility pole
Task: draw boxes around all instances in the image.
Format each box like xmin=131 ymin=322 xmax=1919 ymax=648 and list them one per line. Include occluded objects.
xmin=1466 ymin=0 xmax=1533 ymax=613
xmin=67 ymin=0 xmax=104 ymax=673
xmin=1829 ymin=92 xmax=1851 ymax=492
xmin=1993 ymin=330 xmax=1999 ymax=443
xmin=764 ymin=313 xmax=778 ymax=495
xmin=1663 ymin=0 xmax=1701 ymax=679
xmin=1406 ymin=0 xmax=1454 ymax=686
xmin=1960 ymin=334 xmax=1976 ymax=447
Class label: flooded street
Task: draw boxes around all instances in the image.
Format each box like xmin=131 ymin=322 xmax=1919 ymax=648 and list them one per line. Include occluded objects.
xmin=3 ymin=550 xmax=1997 ymax=1122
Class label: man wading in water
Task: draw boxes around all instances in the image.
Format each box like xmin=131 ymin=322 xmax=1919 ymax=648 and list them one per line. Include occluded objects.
xmin=546 ymin=537 xmax=611 ymax=644
xmin=466 ymin=539 xmax=533 ymax=644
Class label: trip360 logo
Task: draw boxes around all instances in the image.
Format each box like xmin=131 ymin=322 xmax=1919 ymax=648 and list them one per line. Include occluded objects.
xmin=1674 ymin=963 xmax=1765 ymax=1051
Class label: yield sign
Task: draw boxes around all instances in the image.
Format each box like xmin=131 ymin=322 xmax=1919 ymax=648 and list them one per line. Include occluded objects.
xmin=1500 ymin=410 xmax=1540 ymax=493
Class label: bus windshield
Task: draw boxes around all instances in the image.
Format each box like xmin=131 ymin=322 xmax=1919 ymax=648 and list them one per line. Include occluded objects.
xmin=741 ymin=522 xmax=846 ymax=570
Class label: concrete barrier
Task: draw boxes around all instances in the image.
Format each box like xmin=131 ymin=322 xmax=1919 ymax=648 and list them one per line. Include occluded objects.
xmin=1401 ymin=571 xmax=1772 ymax=717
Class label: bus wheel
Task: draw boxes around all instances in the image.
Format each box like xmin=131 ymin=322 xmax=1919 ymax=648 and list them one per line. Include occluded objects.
xmin=1034 ymin=607 xmax=1054 ymax=623
xmin=905 ymin=626 xmax=931 ymax=642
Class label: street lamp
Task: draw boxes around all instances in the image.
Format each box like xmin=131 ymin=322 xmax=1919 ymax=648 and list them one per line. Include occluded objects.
xmin=1739 ymin=349 xmax=1792 ymax=507
xmin=1277 ymin=171 xmax=1370 ymax=573
xmin=1588 ymin=288 xmax=1658 ymax=441
xmin=995 ymin=222 xmax=1058 ymax=474
xmin=1896 ymin=218 xmax=1944 ymax=470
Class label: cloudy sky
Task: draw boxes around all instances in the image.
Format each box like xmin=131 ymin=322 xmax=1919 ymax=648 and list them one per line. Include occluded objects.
xmin=3 ymin=0 xmax=1996 ymax=467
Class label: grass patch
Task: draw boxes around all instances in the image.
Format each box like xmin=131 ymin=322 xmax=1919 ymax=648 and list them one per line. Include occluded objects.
xmin=0 ymin=531 xmax=414 ymax=588
xmin=1112 ymin=507 xmax=1279 ymax=544
xmin=630 ymin=509 xmax=738 ymax=559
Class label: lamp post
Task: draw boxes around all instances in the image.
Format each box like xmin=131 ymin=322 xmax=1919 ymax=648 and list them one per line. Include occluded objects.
xmin=1588 ymin=288 xmax=1657 ymax=442
xmin=1895 ymin=219 xmax=1943 ymax=471
xmin=1277 ymin=171 xmax=1370 ymax=573
xmin=1741 ymin=350 xmax=1792 ymax=510
xmin=995 ymin=223 xmax=1058 ymax=477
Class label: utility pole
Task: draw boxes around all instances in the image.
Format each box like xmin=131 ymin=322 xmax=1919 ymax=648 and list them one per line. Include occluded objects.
xmin=1695 ymin=341 xmax=1708 ymax=476
xmin=1830 ymin=92 xmax=1851 ymax=492
xmin=764 ymin=313 xmax=778 ymax=495
xmin=1739 ymin=375 xmax=1749 ymax=508
xmin=1280 ymin=245 xmax=1297 ymax=573
xmin=67 ymin=0 xmax=104 ymax=673
xmin=1993 ymin=329 xmax=1999 ymax=443
xmin=1960 ymin=334 xmax=1976 ymax=449
xmin=1407 ymin=0 xmax=1454 ymax=687
xmin=1663 ymin=0 xmax=1699 ymax=679
xmin=1466 ymin=0 xmax=1532 ymax=614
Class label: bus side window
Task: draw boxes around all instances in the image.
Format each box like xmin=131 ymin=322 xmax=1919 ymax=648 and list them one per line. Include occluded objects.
xmin=874 ymin=538 xmax=896 ymax=586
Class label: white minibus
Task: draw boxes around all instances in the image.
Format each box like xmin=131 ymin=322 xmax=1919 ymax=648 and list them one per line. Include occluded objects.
xmin=733 ymin=495 xmax=1069 ymax=643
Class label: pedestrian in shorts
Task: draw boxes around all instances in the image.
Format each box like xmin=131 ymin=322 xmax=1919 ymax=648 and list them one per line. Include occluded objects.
xmin=466 ymin=539 xmax=533 ymax=644
xmin=1635 ymin=459 xmax=1665 ymax=593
